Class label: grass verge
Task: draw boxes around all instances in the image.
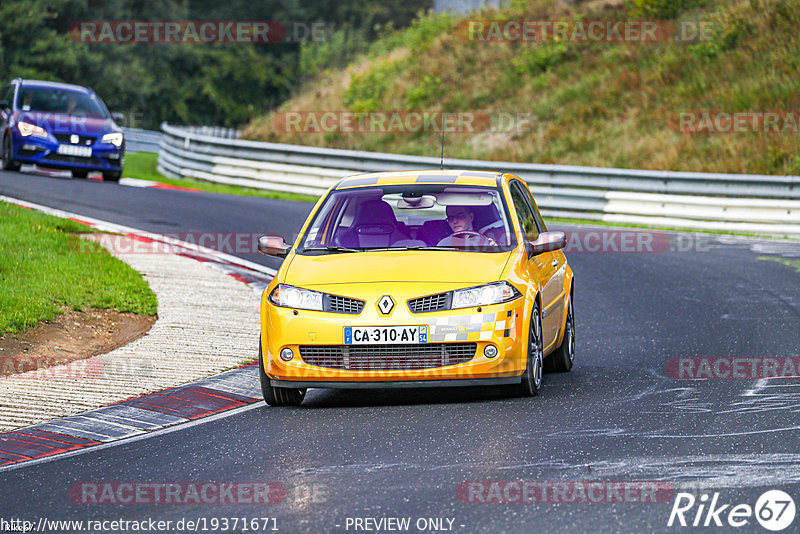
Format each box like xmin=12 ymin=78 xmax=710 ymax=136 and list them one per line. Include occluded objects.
xmin=243 ymin=0 xmax=800 ymax=176
xmin=124 ymin=153 xmax=317 ymax=203
xmin=0 ymin=202 xmax=158 ymax=335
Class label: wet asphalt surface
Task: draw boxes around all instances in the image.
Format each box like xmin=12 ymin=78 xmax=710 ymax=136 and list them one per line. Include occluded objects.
xmin=1 ymin=169 xmax=800 ymax=533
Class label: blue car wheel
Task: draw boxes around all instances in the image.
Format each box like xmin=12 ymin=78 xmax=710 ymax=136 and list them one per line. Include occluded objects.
xmin=1 ymin=134 xmax=21 ymax=172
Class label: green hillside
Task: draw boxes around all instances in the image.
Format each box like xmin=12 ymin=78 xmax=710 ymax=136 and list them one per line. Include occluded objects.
xmin=243 ymin=0 xmax=800 ymax=175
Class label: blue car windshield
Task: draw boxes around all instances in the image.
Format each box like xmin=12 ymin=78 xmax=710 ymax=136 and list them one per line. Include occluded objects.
xmin=17 ymin=88 xmax=109 ymax=118
xmin=300 ymin=185 xmax=517 ymax=254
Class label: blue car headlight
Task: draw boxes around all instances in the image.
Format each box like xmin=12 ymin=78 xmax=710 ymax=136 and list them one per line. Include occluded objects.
xmin=451 ymin=282 xmax=520 ymax=309
xmin=101 ymin=132 xmax=124 ymax=147
xmin=17 ymin=121 xmax=48 ymax=139
xmin=269 ymin=284 xmax=323 ymax=311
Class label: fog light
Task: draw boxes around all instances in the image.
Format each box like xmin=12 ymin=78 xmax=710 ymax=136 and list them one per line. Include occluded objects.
xmin=484 ymin=345 xmax=498 ymax=358
xmin=107 ymin=153 xmax=120 ymax=160
xmin=280 ymin=348 xmax=294 ymax=362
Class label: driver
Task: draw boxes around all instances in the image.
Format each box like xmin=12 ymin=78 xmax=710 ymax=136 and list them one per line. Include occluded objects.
xmin=445 ymin=205 xmax=475 ymax=234
xmin=65 ymin=93 xmax=80 ymax=115
xmin=438 ymin=205 xmax=496 ymax=246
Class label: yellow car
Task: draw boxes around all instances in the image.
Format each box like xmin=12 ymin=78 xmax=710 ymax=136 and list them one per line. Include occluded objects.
xmin=257 ymin=169 xmax=574 ymax=406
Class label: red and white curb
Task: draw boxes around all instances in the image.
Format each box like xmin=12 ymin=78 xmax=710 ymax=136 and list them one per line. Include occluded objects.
xmin=0 ymin=365 xmax=261 ymax=469
xmin=119 ymin=177 xmax=201 ymax=192
xmin=0 ymin=195 xmax=277 ymax=469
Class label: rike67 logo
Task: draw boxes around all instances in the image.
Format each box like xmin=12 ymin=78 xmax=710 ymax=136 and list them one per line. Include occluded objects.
xmin=668 ymin=490 xmax=796 ymax=531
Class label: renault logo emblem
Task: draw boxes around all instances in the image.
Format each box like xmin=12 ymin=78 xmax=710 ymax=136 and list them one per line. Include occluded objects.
xmin=377 ymin=295 xmax=395 ymax=314
xmin=70 ymin=134 xmax=79 ymax=144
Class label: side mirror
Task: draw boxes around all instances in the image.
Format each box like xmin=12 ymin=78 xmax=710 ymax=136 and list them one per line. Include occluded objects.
xmin=258 ymin=235 xmax=290 ymax=258
xmin=0 ymin=100 xmax=8 ymax=110
xmin=526 ymin=231 xmax=566 ymax=258
xmin=111 ymin=112 xmax=125 ymax=123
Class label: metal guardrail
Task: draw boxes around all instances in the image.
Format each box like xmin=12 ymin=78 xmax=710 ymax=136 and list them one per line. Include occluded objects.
xmin=125 ymin=126 xmax=238 ymax=154
xmin=122 ymin=128 xmax=161 ymax=154
xmin=158 ymin=122 xmax=800 ymax=236
xmin=434 ymin=0 xmax=504 ymax=14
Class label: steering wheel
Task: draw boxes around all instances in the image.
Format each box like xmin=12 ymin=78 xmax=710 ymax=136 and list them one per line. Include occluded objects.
xmin=437 ymin=231 xmax=496 ymax=247
xmin=452 ymin=231 xmax=484 ymax=239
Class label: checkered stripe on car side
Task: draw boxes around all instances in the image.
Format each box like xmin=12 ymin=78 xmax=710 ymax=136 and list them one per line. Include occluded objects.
xmin=427 ymin=309 xmax=517 ymax=342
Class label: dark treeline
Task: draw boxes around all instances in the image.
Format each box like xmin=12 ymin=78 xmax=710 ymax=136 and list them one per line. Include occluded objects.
xmin=0 ymin=0 xmax=430 ymax=129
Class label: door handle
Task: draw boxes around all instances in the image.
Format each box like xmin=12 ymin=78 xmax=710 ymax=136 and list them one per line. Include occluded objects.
xmin=552 ymin=259 xmax=559 ymax=267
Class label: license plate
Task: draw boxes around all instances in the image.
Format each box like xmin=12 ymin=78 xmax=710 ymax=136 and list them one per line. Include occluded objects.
xmin=57 ymin=144 xmax=92 ymax=157
xmin=344 ymin=326 xmax=428 ymax=345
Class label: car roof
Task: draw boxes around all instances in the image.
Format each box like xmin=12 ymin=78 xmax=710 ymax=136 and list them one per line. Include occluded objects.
xmin=336 ymin=169 xmax=503 ymax=189
xmin=16 ymin=79 xmax=93 ymax=94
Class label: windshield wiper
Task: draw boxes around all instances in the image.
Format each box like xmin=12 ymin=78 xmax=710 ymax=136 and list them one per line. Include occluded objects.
xmin=302 ymin=245 xmax=361 ymax=253
xmin=366 ymin=245 xmax=461 ymax=251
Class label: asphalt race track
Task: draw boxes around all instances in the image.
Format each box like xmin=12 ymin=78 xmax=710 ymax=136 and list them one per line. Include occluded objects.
xmin=2 ymin=170 xmax=800 ymax=533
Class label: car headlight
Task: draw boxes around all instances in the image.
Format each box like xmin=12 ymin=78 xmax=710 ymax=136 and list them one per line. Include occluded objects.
xmin=101 ymin=132 xmax=124 ymax=147
xmin=269 ymin=284 xmax=323 ymax=311
xmin=17 ymin=121 xmax=48 ymax=138
xmin=451 ymin=282 xmax=520 ymax=309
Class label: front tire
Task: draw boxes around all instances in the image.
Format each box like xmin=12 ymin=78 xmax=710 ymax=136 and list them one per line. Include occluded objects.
xmin=103 ymin=170 xmax=121 ymax=182
xmin=514 ymin=301 xmax=543 ymax=397
xmin=1 ymin=135 xmax=21 ymax=172
xmin=72 ymin=169 xmax=89 ymax=179
xmin=545 ymin=291 xmax=574 ymax=373
xmin=258 ymin=338 xmax=306 ymax=407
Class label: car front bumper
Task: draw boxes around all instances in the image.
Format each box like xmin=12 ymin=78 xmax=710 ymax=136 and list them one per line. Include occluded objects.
xmin=261 ymin=283 xmax=529 ymax=386
xmin=11 ymin=132 xmax=124 ymax=171
xmin=270 ymin=377 xmax=521 ymax=389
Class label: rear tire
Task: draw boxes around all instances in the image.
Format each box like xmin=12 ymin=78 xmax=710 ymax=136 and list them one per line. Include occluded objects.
xmin=545 ymin=291 xmax=574 ymax=373
xmin=258 ymin=338 xmax=306 ymax=407
xmin=513 ymin=301 xmax=543 ymax=397
xmin=103 ymin=171 xmax=121 ymax=182
xmin=1 ymin=135 xmax=21 ymax=172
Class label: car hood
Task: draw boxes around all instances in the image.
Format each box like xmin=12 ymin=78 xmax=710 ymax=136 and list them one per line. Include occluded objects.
xmin=284 ymin=250 xmax=512 ymax=286
xmin=15 ymin=112 xmax=119 ymax=135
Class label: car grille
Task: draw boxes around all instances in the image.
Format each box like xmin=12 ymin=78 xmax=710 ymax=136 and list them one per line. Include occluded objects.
xmin=53 ymin=133 xmax=96 ymax=146
xmin=299 ymin=343 xmax=476 ymax=370
xmin=325 ymin=294 xmax=364 ymax=314
xmin=408 ymin=292 xmax=450 ymax=313
xmin=41 ymin=153 xmax=102 ymax=166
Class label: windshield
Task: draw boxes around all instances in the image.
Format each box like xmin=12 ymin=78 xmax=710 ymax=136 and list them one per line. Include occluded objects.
xmin=17 ymin=87 xmax=109 ymax=118
xmin=300 ymin=185 xmax=517 ymax=254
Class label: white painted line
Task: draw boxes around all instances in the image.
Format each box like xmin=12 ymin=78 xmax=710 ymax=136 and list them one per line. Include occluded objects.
xmin=119 ymin=177 xmax=159 ymax=188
